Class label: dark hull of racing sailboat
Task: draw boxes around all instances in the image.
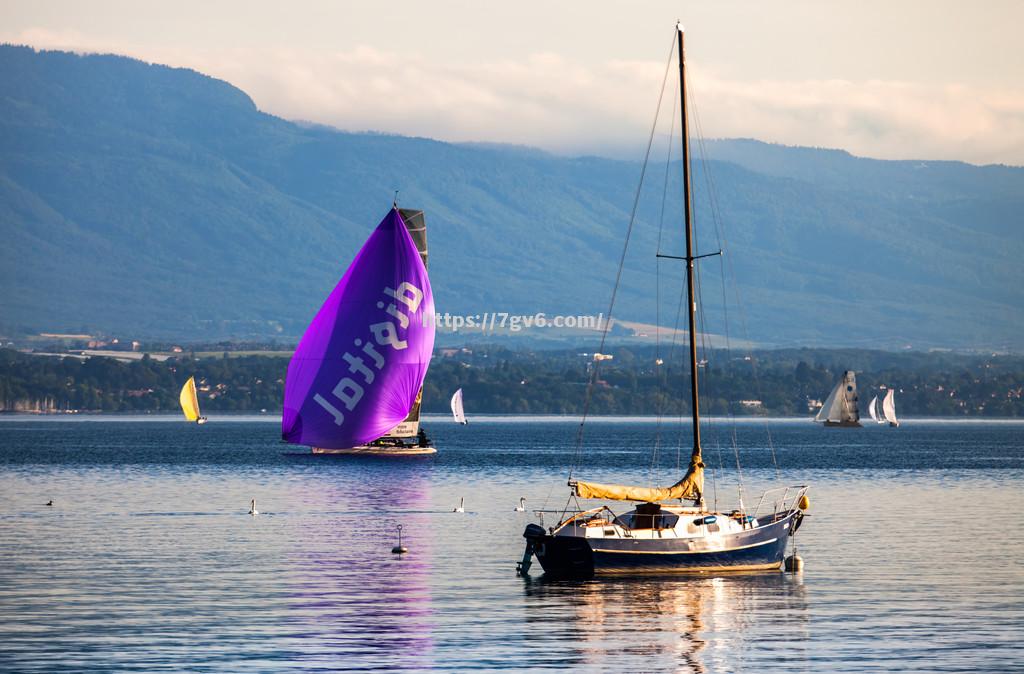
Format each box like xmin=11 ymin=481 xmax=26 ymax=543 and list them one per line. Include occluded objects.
xmin=310 ymin=432 xmax=436 ymax=455
xmin=311 ymin=445 xmax=436 ymax=456
xmin=526 ymin=511 xmax=800 ymax=578
xmin=823 ymin=420 xmax=862 ymax=428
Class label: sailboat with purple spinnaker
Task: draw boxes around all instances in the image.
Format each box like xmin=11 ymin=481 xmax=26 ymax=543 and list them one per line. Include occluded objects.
xmin=282 ymin=207 xmax=437 ymax=455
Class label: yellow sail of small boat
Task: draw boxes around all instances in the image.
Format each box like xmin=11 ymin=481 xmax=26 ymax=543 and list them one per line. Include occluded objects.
xmin=179 ymin=376 xmax=205 ymax=423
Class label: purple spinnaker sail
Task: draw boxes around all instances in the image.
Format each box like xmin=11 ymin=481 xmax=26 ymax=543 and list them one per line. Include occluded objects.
xmin=282 ymin=208 xmax=435 ymax=448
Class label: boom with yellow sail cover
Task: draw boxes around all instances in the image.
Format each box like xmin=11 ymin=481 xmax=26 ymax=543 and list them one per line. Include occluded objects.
xmin=179 ymin=376 xmax=206 ymax=424
xmin=573 ymin=455 xmax=704 ymax=502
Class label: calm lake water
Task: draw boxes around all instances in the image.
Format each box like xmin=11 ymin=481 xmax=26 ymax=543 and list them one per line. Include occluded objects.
xmin=1 ymin=416 xmax=1022 ymax=672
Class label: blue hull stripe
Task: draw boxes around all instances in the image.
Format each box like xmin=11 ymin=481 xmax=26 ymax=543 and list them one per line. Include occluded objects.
xmin=592 ymin=537 xmax=777 ymax=555
xmin=589 ymin=535 xmax=788 ymax=572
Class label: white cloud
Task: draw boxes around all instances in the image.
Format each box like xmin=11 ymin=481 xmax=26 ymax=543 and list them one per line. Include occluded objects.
xmin=6 ymin=29 xmax=1024 ymax=165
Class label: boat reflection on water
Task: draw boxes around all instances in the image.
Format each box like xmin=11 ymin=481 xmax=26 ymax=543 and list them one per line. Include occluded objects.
xmin=284 ymin=462 xmax=436 ymax=669
xmin=522 ymin=572 xmax=808 ymax=672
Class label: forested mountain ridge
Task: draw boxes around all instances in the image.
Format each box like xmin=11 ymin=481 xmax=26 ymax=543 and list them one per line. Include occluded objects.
xmin=2 ymin=45 xmax=1022 ymax=349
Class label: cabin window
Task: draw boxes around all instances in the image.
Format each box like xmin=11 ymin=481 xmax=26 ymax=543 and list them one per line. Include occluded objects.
xmin=625 ymin=512 xmax=679 ymax=530
xmin=656 ymin=514 xmax=679 ymax=529
xmin=708 ymin=523 xmax=720 ymax=533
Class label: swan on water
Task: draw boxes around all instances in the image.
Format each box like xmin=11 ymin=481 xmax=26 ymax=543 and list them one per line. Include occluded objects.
xmin=514 ymin=497 xmax=526 ymax=512
xmin=453 ymin=497 xmax=465 ymax=513
xmin=249 ymin=499 xmax=259 ymax=516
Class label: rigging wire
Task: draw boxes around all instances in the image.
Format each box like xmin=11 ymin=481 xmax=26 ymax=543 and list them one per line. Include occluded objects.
xmin=685 ymin=73 xmax=747 ymax=502
xmin=691 ymin=140 xmax=734 ymax=504
xmin=651 ymin=73 xmax=680 ymax=479
xmin=569 ymin=28 xmax=678 ymax=479
xmin=687 ymin=64 xmax=781 ymax=488
xmin=664 ymin=263 xmax=688 ymax=473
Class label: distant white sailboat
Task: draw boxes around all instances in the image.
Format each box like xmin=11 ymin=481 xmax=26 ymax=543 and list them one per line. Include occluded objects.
xmin=179 ymin=376 xmax=208 ymax=425
xmin=866 ymin=395 xmax=885 ymax=424
xmin=815 ymin=370 xmax=861 ymax=427
xmin=451 ymin=388 xmax=467 ymax=425
xmin=882 ymin=389 xmax=899 ymax=427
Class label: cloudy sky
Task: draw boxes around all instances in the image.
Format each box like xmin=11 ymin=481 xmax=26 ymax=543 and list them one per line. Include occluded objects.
xmin=3 ymin=0 xmax=1023 ymax=165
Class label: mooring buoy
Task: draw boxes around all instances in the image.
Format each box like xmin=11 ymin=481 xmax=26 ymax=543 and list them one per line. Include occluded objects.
xmin=784 ymin=555 xmax=804 ymax=572
xmin=391 ymin=524 xmax=408 ymax=554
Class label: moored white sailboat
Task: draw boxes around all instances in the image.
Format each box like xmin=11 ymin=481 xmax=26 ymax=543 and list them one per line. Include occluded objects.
xmin=517 ymin=24 xmax=808 ymax=578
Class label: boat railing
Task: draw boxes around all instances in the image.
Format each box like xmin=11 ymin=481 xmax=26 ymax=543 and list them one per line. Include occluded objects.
xmin=538 ymin=506 xmax=630 ymax=532
xmin=750 ymin=485 xmax=808 ymax=519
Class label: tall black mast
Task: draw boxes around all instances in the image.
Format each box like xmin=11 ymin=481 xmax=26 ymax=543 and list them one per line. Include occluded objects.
xmin=677 ymin=24 xmax=702 ymax=464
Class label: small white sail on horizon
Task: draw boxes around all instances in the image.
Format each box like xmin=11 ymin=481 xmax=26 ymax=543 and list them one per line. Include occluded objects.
xmin=451 ymin=388 xmax=467 ymax=425
xmin=867 ymin=396 xmax=885 ymax=424
xmin=814 ymin=382 xmax=842 ymax=423
xmin=882 ymin=389 xmax=899 ymax=427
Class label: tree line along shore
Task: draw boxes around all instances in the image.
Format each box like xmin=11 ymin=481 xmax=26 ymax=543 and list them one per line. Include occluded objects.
xmin=1 ymin=346 xmax=1021 ymax=417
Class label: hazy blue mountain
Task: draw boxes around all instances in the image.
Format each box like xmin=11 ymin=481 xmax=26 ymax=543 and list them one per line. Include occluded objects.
xmin=1 ymin=45 xmax=1022 ymax=349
